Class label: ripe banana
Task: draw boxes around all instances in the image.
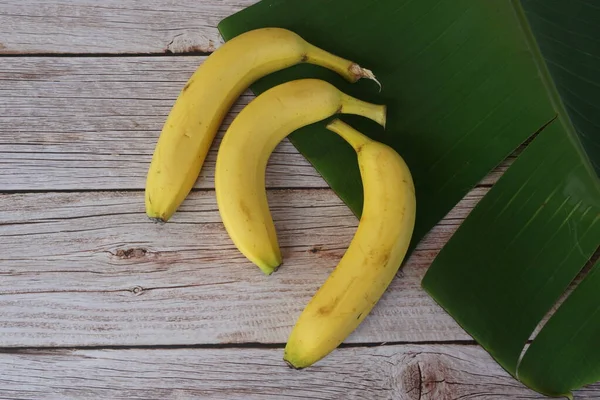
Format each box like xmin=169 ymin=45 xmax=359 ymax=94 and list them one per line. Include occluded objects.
xmin=145 ymin=27 xmax=379 ymax=222
xmin=283 ymin=119 xmax=416 ymax=369
xmin=215 ymin=79 xmax=386 ymax=275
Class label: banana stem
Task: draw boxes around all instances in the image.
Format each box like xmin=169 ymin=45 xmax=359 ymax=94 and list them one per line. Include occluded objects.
xmin=326 ymin=119 xmax=372 ymax=152
xmin=304 ymin=43 xmax=381 ymax=88
xmin=339 ymin=94 xmax=387 ymax=128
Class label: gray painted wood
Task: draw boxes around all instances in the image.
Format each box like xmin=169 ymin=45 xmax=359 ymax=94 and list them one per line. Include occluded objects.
xmin=0 ymin=0 xmax=258 ymax=54
xmin=1 ymin=345 xmax=597 ymax=399
xmin=0 ymin=188 xmax=490 ymax=346
xmin=0 ymin=56 xmax=328 ymax=190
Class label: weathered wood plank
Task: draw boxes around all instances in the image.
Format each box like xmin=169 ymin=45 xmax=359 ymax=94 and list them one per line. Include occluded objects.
xmin=0 ymin=0 xmax=257 ymax=54
xmin=0 ymin=188 xmax=489 ymax=346
xmin=0 ymin=56 xmax=329 ymax=190
xmin=1 ymin=345 xmax=597 ymax=399
xmin=0 ymin=56 xmax=510 ymax=191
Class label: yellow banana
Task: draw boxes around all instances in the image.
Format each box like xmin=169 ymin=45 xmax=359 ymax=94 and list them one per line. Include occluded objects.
xmin=215 ymin=79 xmax=386 ymax=275
xmin=145 ymin=27 xmax=379 ymax=222
xmin=283 ymin=119 xmax=416 ymax=369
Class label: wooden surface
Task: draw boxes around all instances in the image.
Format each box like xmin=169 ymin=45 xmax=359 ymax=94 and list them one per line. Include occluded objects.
xmin=1 ymin=0 xmax=597 ymax=398
xmin=0 ymin=0 xmax=256 ymax=54
xmin=0 ymin=189 xmax=486 ymax=346
xmin=5 ymin=345 xmax=600 ymax=400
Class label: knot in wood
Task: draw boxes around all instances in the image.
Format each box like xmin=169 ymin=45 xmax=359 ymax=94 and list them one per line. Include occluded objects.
xmin=402 ymin=360 xmax=423 ymax=400
xmin=115 ymin=248 xmax=147 ymax=259
xmin=131 ymin=286 xmax=144 ymax=295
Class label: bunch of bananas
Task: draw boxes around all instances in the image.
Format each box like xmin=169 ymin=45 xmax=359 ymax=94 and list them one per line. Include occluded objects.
xmin=145 ymin=28 xmax=416 ymax=369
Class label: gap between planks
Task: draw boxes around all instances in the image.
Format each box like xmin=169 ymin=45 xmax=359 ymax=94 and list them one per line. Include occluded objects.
xmin=1 ymin=344 xmax=598 ymax=399
xmin=0 ymin=339 xmax=478 ymax=353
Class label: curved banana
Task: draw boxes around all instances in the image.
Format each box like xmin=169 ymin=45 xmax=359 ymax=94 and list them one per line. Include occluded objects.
xmin=215 ymin=79 xmax=386 ymax=275
xmin=283 ymin=119 xmax=416 ymax=369
xmin=145 ymin=27 xmax=379 ymax=222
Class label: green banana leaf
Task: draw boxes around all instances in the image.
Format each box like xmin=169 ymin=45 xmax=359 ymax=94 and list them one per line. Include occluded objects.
xmin=421 ymin=1 xmax=600 ymax=397
xmin=518 ymin=258 xmax=600 ymax=397
xmin=519 ymin=0 xmax=600 ymax=178
xmin=421 ymin=118 xmax=600 ymax=397
xmin=218 ymin=0 xmax=600 ymax=396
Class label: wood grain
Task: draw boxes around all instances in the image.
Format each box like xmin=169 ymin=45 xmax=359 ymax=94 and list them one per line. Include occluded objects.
xmin=0 ymin=56 xmax=330 ymax=191
xmin=0 ymin=188 xmax=490 ymax=347
xmin=1 ymin=345 xmax=597 ymax=399
xmin=0 ymin=0 xmax=258 ymax=54
xmin=0 ymin=56 xmax=511 ymax=191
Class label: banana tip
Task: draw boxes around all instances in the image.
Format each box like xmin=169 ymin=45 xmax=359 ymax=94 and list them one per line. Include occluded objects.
xmin=284 ymin=358 xmax=304 ymax=370
xmin=349 ymin=64 xmax=382 ymax=92
xmin=148 ymin=216 xmax=166 ymax=224
xmin=260 ymin=261 xmax=282 ymax=276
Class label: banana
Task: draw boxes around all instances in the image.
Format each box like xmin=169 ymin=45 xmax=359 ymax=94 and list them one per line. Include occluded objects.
xmin=283 ymin=119 xmax=416 ymax=369
xmin=145 ymin=27 xmax=379 ymax=222
xmin=215 ymin=79 xmax=386 ymax=275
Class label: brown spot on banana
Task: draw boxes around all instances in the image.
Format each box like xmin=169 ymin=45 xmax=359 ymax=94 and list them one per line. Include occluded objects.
xmin=378 ymin=251 xmax=391 ymax=266
xmin=318 ymin=302 xmax=335 ymax=316
xmin=239 ymin=201 xmax=252 ymax=222
xmin=317 ymin=294 xmax=344 ymax=316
